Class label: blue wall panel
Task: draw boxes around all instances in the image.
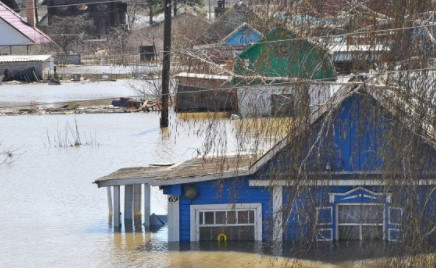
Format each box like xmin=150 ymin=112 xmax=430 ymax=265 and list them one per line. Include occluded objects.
xmin=177 ymin=176 xmax=273 ymax=241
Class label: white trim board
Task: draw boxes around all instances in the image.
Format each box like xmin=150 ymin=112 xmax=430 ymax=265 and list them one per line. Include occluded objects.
xmin=168 ymin=196 xmax=180 ymax=241
xmin=190 ymin=203 xmax=262 ymax=241
xmin=249 ymin=179 xmax=436 ymax=187
xmin=272 ymin=186 xmax=283 ymax=241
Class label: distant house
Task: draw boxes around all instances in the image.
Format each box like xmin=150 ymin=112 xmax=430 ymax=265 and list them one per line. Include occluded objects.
xmin=0 ymin=1 xmax=52 ymax=55
xmin=96 ymin=81 xmax=436 ymax=243
xmin=329 ymin=43 xmax=390 ymax=74
xmin=174 ymin=72 xmax=237 ymax=112
xmin=196 ymin=3 xmax=265 ymax=46
xmin=236 ymin=81 xmax=337 ymax=117
xmin=233 ymin=26 xmax=337 ymax=84
xmin=193 ymin=3 xmax=265 ymax=66
xmin=46 ymin=0 xmax=127 ymax=37
xmin=130 ymin=12 xmax=210 ymax=62
xmin=195 ymin=22 xmax=263 ymax=61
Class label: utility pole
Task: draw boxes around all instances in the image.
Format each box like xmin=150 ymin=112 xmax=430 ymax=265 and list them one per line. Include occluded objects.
xmin=160 ymin=0 xmax=171 ymax=128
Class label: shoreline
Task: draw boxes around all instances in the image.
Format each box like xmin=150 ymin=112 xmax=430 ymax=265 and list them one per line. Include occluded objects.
xmin=0 ymin=99 xmax=160 ymax=116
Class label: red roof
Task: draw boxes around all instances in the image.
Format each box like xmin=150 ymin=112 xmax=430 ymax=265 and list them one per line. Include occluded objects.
xmin=0 ymin=1 xmax=52 ymax=44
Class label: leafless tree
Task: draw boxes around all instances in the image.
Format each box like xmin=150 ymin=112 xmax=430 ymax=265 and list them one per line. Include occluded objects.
xmin=170 ymin=1 xmax=436 ymax=264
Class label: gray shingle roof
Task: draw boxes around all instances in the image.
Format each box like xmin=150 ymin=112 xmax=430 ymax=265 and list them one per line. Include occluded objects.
xmin=95 ymin=154 xmax=257 ymax=187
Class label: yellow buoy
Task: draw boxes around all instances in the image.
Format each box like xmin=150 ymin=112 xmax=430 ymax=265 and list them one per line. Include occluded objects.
xmin=217 ymin=233 xmax=227 ymax=242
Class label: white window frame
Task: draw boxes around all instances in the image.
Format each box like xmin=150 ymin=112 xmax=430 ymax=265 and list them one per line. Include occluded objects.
xmin=190 ymin=203 xmax=262 ymax=241
xmin=317 ymin=228 xmax=333 ymax=241
xmin=389 ymin=207 xmax=403 ymax=226
xmin=388 ymin=228 xmax=400 ymax=242
xmin=316 ymin=206 xmax=333 ymax=226
xmin=336 ymin=203 xmax=386 ymax=240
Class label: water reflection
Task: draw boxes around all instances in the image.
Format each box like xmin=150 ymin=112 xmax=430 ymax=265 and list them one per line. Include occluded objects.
xmin=110 ymin=223 xmax=436 ymax=267
xmin=1 ymin=107 xmax=435 ymax=267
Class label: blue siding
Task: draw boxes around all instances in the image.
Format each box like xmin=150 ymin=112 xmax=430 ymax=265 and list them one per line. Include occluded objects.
xmin=223 ymin=25 xmax=262 ymax=46
xmin=259 ymin=93 xmax=436 ymax=175
xmin=175 ymin=176 xmax=272 ymax=241
xmin=163 ymin=92 xmax=436 ymax=242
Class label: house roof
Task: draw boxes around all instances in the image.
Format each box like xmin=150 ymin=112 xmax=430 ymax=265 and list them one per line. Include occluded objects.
xmin=175 ymin=72 xmax=231 ymax=81
xmin=196 ymin=3 xmax=264 ymax=45
xmin=194 ymin=22 xmax=264 ymax=49
xmin=237 ymin=26 xmax=297 ymax=58
xmin=0 ymin=1 xmax=52 ymax=44
xmin=0 ymin=54 xmax=52 ymax=63
xmin=96 ymin=75 xmax=436 ymax=188
xmin=95 ymin=154 xmax=256 ymax=187
xmin=250 ymin=76 xmax=436 ymax=173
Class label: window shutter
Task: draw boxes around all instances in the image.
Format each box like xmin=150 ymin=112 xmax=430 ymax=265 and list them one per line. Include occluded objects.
xmin=388 ymin=207 xmax=403 ymax=241
xmin=316 ymin=206 xmax=333 ymax=241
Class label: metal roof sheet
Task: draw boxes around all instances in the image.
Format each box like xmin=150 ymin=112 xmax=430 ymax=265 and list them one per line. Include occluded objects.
xmin=0 ymin=54 xmax=52 ymax=62
xmin=175 ymin=72 xmax=230 ymax=80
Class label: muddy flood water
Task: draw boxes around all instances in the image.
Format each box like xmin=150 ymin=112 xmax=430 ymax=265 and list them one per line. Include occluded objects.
xmin=0 ymin=81 xmax=425 ymax=267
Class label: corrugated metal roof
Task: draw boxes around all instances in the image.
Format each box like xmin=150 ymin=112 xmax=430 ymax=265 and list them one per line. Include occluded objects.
xmin=0 ymin=54 xmax=52 ymax=63
xmin=175 ymin=72 xmax=230 ymax=80
xmin=0 ymin=1 xmax=52 ymax=44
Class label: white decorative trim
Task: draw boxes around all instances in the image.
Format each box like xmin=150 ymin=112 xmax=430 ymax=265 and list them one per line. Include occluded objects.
xmin=329 ymin=186 xmax=391 ymax=204
xmin=249 ymin=179 xmax=436 ymax=187
xmin=316 ymin=207 xmax=333 ymax=225
xmin=190 ymin=203 xmax=262 ymax=241
xmin=388 ymin=228 xmax=400 ymax=241
xmin=389 ymin=207 xmax=403 ymax=226
xmin=168 ymin=196 xmax=180 ymax=241
xmin=273 ymin=186 xmax=283 ymax=241
xmin=317 ymin=228 xmax=333 ymax=241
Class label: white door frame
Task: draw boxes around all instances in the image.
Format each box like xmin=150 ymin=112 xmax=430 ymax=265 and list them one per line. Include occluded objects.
xmin=190 ymin=203 xmax=262 ymax=241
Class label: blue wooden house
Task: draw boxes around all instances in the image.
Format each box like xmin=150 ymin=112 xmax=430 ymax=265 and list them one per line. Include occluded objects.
xmin=96 ymin=83 xmax=436 ymax=243
xmin=220 ymin=22 xmax=263 ymax=51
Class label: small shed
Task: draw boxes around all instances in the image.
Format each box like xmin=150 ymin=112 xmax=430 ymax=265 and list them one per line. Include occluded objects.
xmin=329 ymin=43 xmax=390 ymax=74
xmin=0 ymin=55 xmax=54 ymax=81
xmin=174 ymin=72 xmax=237 ymax=112
xmin=233 ymin=27 xmax=337 ymax=84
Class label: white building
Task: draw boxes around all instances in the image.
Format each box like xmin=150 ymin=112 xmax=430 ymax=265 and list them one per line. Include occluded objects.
xmin=0 ymin=0 xmax=52 ymax=55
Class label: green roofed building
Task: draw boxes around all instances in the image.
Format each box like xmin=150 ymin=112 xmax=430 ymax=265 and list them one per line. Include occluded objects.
xmin=233 ymin=26 xmax=336 ymax=84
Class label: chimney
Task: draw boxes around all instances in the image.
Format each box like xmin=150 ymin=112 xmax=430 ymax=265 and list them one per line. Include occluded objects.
xmin=26 ymin=0 xmax=36 ymax=27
